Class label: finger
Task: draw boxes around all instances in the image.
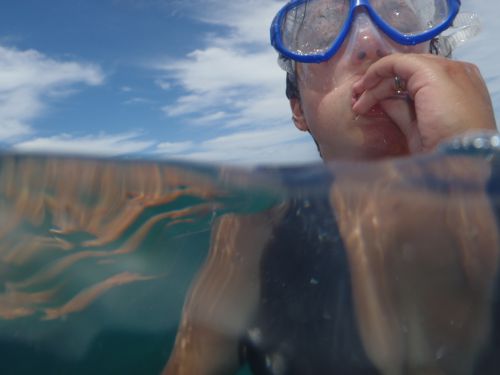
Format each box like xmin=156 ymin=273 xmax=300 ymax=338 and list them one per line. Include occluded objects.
xmin=352 ymin=77 xmax=404 ymax=115
xmin=353 ymin=79 xmax=424 ymax=153
xmin=380 ymin=99 xmax=423 ymax=153
xmin=353 ymin=53 xmax=435 ymax=95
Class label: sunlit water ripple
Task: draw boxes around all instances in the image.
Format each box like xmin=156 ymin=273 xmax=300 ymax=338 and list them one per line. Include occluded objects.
xmin=0 ymin=151 xmax=500 ymax=374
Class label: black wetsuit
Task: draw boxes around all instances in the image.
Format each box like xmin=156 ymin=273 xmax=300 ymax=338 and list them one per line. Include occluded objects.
xmin=473 ymin=155 xmax=500 ymax=374
xmin=239 ymin=158 xmax=500 ymax=375
xmin=239 ymin=195 xmax=380 ymax=375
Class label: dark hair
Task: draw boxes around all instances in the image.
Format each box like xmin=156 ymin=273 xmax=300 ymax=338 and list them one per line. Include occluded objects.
xmin=286 ymin=72 xmax=300 ymax=100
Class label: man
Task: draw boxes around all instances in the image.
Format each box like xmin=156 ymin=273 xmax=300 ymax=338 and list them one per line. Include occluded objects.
xmin=164 ymin=1 xmax=499 ymax=374
xmin=273 ymin=0 xmax=495 ymax=160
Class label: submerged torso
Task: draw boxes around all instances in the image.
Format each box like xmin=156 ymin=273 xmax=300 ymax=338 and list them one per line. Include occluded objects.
xmin=238 ymin=158 xmax=500 ymax=375
xmin=240 ymin=195 xmax=380 ymax=375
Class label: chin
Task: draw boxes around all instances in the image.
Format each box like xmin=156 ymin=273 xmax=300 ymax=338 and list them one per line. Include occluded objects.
xmin=361 ymin=139 xmax=410 ymax=160
xmin=358 ymin=119 xmax=410 ymax=160
xmin=319 ymin=118 xmax=410 ymax=161
xmin=324 ymin=143 xmax=409 ymax=162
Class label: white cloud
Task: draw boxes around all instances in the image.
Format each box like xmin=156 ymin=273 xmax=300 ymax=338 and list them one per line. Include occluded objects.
xmin=156 ymin=140 xmax=194 ymax=153
xmin=162 ymin=92 xmax=222 ymax=117
xmin=155 ymin=0 xmax=291 ymax=131
xmin=154 ymin=127 xmax=320 ymax=165
xmin=158 ymin=47 xmax=287 ymax=127
xmin=190 ymin=111 xmax=227 ymax=125
xmin=150 ymin=0 xmax=320 ymax=165
xmin=12 ymin=132 xmax=153 ymax=156
xmin=159 ymin=47 xmax=282 ymax=94
xmin=177 ymin=142 xmax=318 ymax=165
xmin=189 ymin=0 xmax=283 ymax=47
xmin=0 ymin=119 xmax=31 ymax=139
xmin=155 ymin=78 xmax=171 ymax=90
xmin=123 ymin=97 xmax=151 ymax=105
xmin=454 ymin=0 xmax=500 ymax=125
xmin=201 ymin=126 xmax=302 ymax=150
xmin=152 ymin=1 xmax=313 ymax=164
xmin=0 ymin=44 xmax=104 ymax=140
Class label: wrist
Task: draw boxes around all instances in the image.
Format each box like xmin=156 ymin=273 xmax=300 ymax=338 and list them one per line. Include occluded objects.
xmin=437 ymin=131 xmax=500 ymax=157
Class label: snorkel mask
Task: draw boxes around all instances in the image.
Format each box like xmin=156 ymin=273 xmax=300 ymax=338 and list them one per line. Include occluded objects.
xmin=271 ymin=0 xmax=481 ymax=81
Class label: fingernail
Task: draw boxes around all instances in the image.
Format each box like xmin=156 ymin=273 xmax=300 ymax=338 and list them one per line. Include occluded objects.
xmin=352 ymin=91 xmax=361 ymax=105
xmin=352 ymin=80 xmax=362 ymax=91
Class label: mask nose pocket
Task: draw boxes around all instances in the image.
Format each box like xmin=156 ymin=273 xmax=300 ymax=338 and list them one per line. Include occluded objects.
xmin=341 ymin=11 xmax=399 ymax=65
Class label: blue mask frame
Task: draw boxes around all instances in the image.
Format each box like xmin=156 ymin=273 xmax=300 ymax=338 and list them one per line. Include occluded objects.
xmin=270 ymin=0 xmax=461 ymax=63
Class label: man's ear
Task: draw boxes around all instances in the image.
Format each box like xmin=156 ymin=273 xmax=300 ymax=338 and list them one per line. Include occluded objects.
xmin=290 ymin=98 xmax=309 ymax=132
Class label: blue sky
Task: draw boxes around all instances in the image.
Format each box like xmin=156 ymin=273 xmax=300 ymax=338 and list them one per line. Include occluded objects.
xmin=0 ymin=0 xmax=499 ymax=165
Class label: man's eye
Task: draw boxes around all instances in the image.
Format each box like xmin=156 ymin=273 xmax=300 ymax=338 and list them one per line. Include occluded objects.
xmin=380 ymin=1 xmax=422 ymax=34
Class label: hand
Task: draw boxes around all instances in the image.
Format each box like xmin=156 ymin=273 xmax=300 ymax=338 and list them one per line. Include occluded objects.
xmin=352 ymin=53 xmax=497 ymax=153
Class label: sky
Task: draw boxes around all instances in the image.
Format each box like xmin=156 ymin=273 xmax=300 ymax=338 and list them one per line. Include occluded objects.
xmin=0 ymin=0 xmax=499 ymax=165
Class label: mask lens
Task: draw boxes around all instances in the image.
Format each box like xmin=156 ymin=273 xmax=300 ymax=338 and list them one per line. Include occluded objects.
xmin=280 ymin=0 xmax=350 ymax=56
xmin=372 ymin=0 xmax=450 ymax=36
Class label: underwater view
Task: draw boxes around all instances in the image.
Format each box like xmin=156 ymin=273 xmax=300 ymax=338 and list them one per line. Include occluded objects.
xmin=0 ymin=154 xmax=280 ymax=375
xmin=2 ymin=0 xmax=500 ymax=373
xmin=0 ymin=149 xmax=499 ymax=375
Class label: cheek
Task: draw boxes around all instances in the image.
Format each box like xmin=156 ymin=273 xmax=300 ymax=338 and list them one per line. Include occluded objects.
xmin=298 ymin=56 xmax=347 ymax=95
xmin=300 ymin=68 xmax=337 ymax=95
xmin=303 ymin=83 xmax=352 ymax=131
xmin=301 ymin=86 xmax=361 ymax=148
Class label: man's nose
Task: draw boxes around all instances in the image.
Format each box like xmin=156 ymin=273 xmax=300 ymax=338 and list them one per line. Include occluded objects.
xmin=343 ymin=10 xmax=394 ymax=65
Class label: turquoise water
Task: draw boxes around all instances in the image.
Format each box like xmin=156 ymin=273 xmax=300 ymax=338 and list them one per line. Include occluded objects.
xmin=0 ymin=153 xmax=499 ymax=374
xmin=0 ymin=155 xmax=279 ymax=374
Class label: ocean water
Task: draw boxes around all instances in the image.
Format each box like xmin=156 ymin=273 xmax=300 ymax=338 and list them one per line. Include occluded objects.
xmin=0 ymin=155 xmax=279 ymax=375
xmin=0 ymin=152 xmax=499 ymax=374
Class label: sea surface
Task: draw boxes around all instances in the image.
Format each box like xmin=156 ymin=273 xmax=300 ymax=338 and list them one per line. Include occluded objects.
xmin=0 ymin=152 xmax=499 ymax=374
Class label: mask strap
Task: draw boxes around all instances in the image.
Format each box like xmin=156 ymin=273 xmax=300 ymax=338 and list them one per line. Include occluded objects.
xmin=439 ymin=12 xmax=481 ymax=57
xmin=278 ymin=54 xmax=296 ymax=76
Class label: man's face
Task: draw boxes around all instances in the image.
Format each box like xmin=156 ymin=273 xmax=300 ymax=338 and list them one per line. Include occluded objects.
xmin=292 ymin=12 xmax=428 ymax=161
